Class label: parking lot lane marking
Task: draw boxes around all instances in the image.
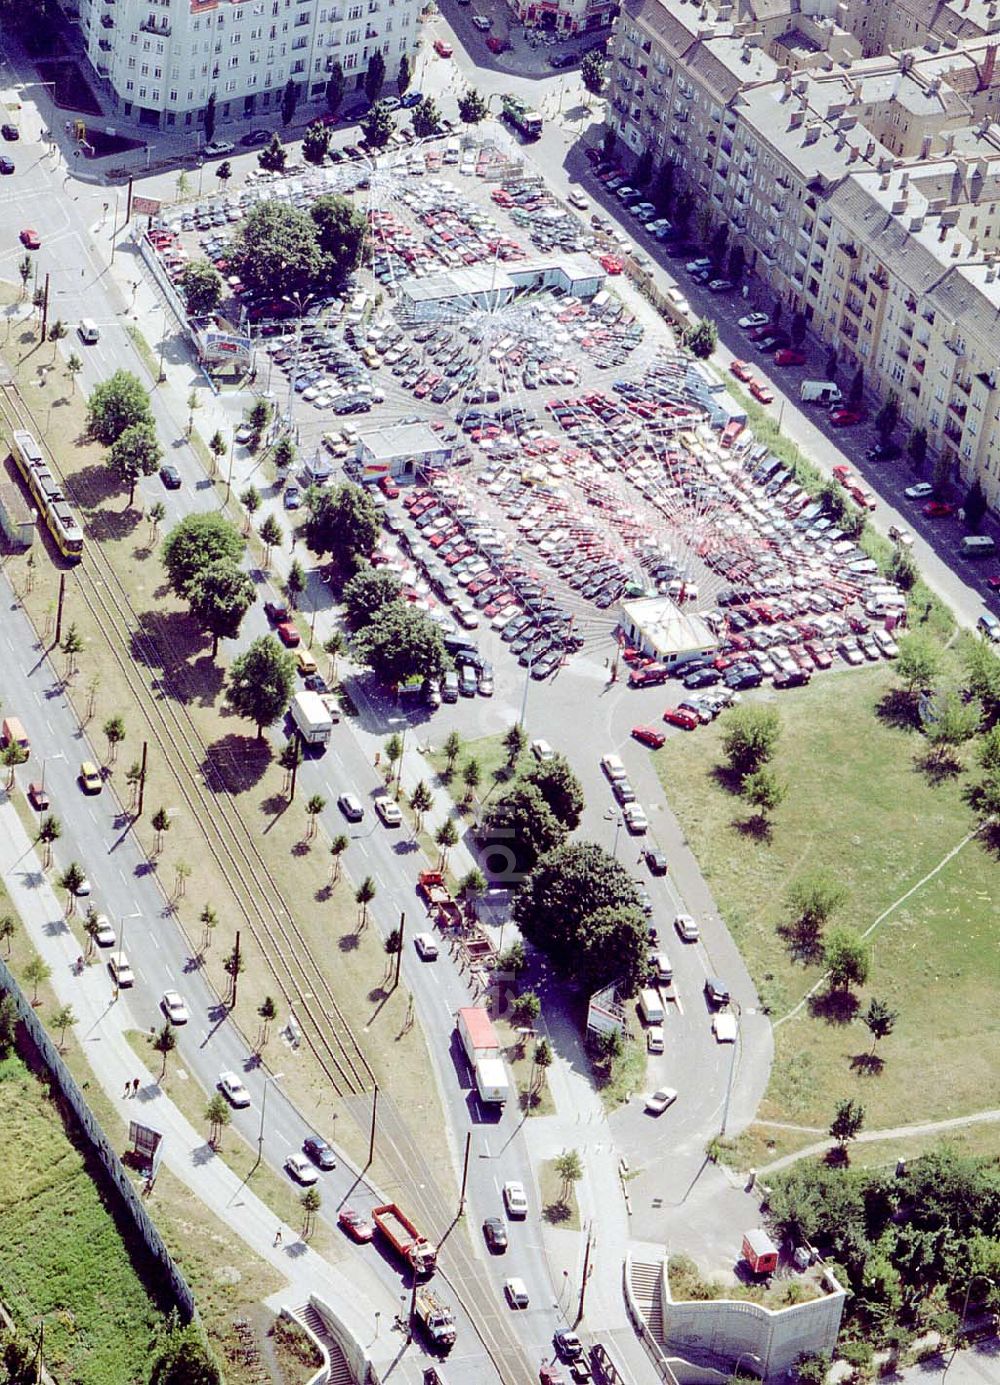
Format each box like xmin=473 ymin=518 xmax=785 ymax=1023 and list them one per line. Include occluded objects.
xmin=147 ymin=932 xmax=159 ymax=950
xmin=673 ymin=993 xmax=684 ymax=1017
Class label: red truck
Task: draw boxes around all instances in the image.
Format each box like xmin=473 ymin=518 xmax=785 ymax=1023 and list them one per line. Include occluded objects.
xmin=628 ymin=664 xmax=670 ymax=688
xmin=417 ymin=871 xmax=462 ymax=929
xmin=372 ymin=1203 xmax=438 ymax=1276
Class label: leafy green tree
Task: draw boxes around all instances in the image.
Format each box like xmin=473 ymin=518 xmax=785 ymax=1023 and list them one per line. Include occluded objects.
xmin=247 ymin=397 xmax=272 ymax=443
xmin=830 ymin=1097 xmax=865 ymax=1151
xmin=61 ymin=622 xmax=83 ymax=676
xmin=444 ymin=730 xmax=462 ymax=769
xmin=226 ymin=635 xmax=297 ymax=737
xmin=927 ymin=692 xmax=979 ymax=763
xmin=460 ymin=866 xmax=486 ymax=899
xmin=825 ymin=348 xmax=838 ymax=381
xmin=895 ymin=632 xmax=940 ymax=693
xmin=510 ymin=991 xmax=541 ymax=1027
xmin=963 ymin=478 xmax=988 ymax=532
xmin=342 ymin=566 xmax=402 ymax=629
xmin=240 ymin=485 xmax=262 ymax=531
xmin=204 ymin=1093 xmax=231 ymax=1149
xmin=412 ymin=96 xmax=442 ymax=138
xmin=409 ymin=780 xmax=433 ymax=833
xmin=286 ymin=559 xmax=306 ymax=609
xmin=742 ymin=766 xmax=785 ymax=824
xmin=273 ymin=437 xmax=296 ymax=474
xmin=0 ymin=914 xmax=15 ymax=957
xmin=259 ymin=133 xmax=288 ymax=172
xmin=793 ymin=1354 xmax=830 ymax=1385
xmin=305 ymin=481 xmax=380 ymax=568
xmin=149 ymin=1332 xmax=222 ymax=1385
xmin=151 ymin=806 xmax=171 ymax=852
xmin=875 ymin=393 xmax=900 ymax=442
xmin=66 ymin=351 xmax=83 ymax=393
xmin=208 ymin=429 xmax=227 ymax=470
xmin=864 ymin=998 xmax=898 ymax=1054
xmin=258 ymin=514 xmax=284 ymax=568
xmin=978 ymin=723 xmax=1000 ymax=773
xmin=231 ymin=201 xmax=322 ymax=300
xmin=849 ymin=365 xmax=865 ymax=405
xmin=153 ymin=1021 xmax=177 ymax=1078
xmin=824 ymin=926 xmax=869 ymax=991
xmin=37 ymin=815 xmax=60 ymax=867
xmin=257 ymin=995 xmax=277 ymax=1048
xmin=302 ymin=119 xmax=331 ymax=166
xmin=482 ymin=782 xmax=565 ymax=873
xmin=435 ymin=817 xmax=459 ymax=870
xmin=352 ymin=603 xmax=449 ymax=686
xmin=215 ymin=160 xmax=232 ymax=189
xmin=179 ymin=259 xmax=223 ymax=316
xmin=554 ymin=1149 xmax=583 ymax=1199
xmin=0 ymin=993 xmax=16 ymax=1057
xmin=364 ymin=49 xmax=386 ymax=103
xmin=963 ymin=639 xmax=1000 ymax=724
xmin=685 ymin=317 xmax=717 ymax=359
xmin=791 ymin=310 xmax=807 ymax=346
xmin=300 ymin=1184 xmax=321 ymax=1237
xmin=326 ymin=62 xmax=345 ymax=117
xmin=107 ymin=420 xmax=162 ymax=505
xmin=23 ymin=954 xmax=51 ymax=1004
xmin=187 ymin=559 xmax=257 ymax=657
xmin=361 ymin=100 xmax=394 ymax=150
xmin=329 ymin=833 xmax=349 ymax=882
xmin=281 ymin=77 xmax=300 ymax=127
xmin=785 ymin=873 xmax=844 ymax=955
xmin=203 ymin=91 xmax=217 ymax=144
xmin=305 ymin=792 xmax=326 ymax=839
xmin=86 ymin=369 xmax=153 ymax=445
xmin=162 ymin=512 xmax=244 ymax=599
xmin=17 ymin=253 xmax=32 ymax=298
xmin=323 ymin=630 xmax=344 ymax=681
xmin=310 ymin=195 xmax=368 ymax=283
xmin=908 ymin=426 xmax=928 ymax=467
xmin=47 ymin=317 xmax=67 ymax=359
xmin=1 ymin=740 xmax=27 ymax=789
xmin=458 ymin=88 xmax=489 ymax=124
xmin=504 ymin=722 xmax=527 ymax=766
xmin=355 ymin=875 xmax=376 ymax=927
xmin=103 ymin=713 xmax=126 ymax=763
xmin=581 ymin=49 xmax=607 ymax=95
xmin=888 ymin=548 xmax=918 ymax=592
xmin=521 ymin=753 xmax=584 ymax=829
xmin=462 ymin=757 xmax=481 ymax=803
xmin=58 ymin=862 xmax=86 ymax=914
xmin=722 ymin=704 xmax=781 ymax=780
xmin=397 ymin=53 xmax=412 ymax=95
xmin=51 ymin=1002 xmax=74 ymax=1049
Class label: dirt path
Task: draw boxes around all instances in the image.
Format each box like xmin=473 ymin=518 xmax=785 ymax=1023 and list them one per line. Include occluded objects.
xmin=758 ymin=1108 xmax=1000 ymax=1175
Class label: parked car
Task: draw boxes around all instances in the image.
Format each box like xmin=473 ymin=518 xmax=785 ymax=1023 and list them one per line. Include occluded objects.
xmin=303 ymin=1134 xmax=337 ymax=1169
xmin=632 ymin=725 xmax=666 ymax=748
xmin=483 ymin=1217 xmax=508 ymax=1252
xmin=218 ymin=1070 xmax=251 ymax=1106
xmin=645 ymin=1087 xmax=678 ymax=1115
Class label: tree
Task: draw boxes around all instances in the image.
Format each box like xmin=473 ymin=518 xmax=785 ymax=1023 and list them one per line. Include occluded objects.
xmin=310 ymin=194 xmax=367 ymax=284
xmin=305 ymin=792 xmax=326 ymax=838
xmin=215 ymin=160 xmax=232 ymax=190
xmin=384 ymin=732 xmax=403 ymax=780
xmin=38 ymin=815 xmax=60 ymax=867
xmin=554 ymin=1149 xmax=583 ymax=1200
xmin=825 ymin=347 xmax=838 ymax=382
xmin=209 ymin=430 xmax=227 ymax=471
xmin=61 ymin=622 xmax=83 ymax=677
xmin=227 ymin=635 xmax=297 ymax=738
xmin=355 ymin=876 xmax=376 ymax=927
xmin=602 ymin=128 xmax=616 ymax=159
xmin=728 ymin=242 xmax=746 ymax=284
xmin=581 ymin=49 xmax=607 ymax=96
xmin=231 ymin=201 xmax=322 ymax=300
xmin=281 ymin=77 xmax=300 ymax=127
xmin=963 ymin=639 xmax=1000 ymax=724
xmin=888 ymin=548 xmax=918 ymax=592
xmin=86 ymin=369 xmax=153 ymax=445
xmin=257 ymin=995 xmax=277 ymax=1049
xmin=66 ymin=351 xmax=83 ymax=393
xmin=409 ymin=780 xmax=433 ymax=833
xmin=829 ymin=1097 xmax=865 ymax=1151
xmin=435 ymin=817 xmax=459 ymax=870
xmin=240 ymin=485 xmax=262 ymax=531
xmin=1 ymin=740 xmax=26 ymax=789
xmin=908 ymin=426 xmax=928 ymax=467
xmin=361 ymin=101 xmax=394 ymax=151
xmin=863 ymin=998 xmax=898 ymax=1054
xmin=963 ymin=478 xmax=988 ymax=532
xmin=107 ymin=421 xmax=162 ymax=506
xmin=460 ymin=866 xmax=486 ymax=900
xmin=151 ymin=806 xmax=171 ymax=853
xmin=103 ymin=714 xmax=126 ymax=763
xmin=323 ymin=631 xmax=344 ymax=682
xmin=153 ymin=1021 xmax=177 ymax=1078
xmin=342 ymin=566 xmax=402 ymax=628
xmin=684 ymin=317 xmax=717 ymax=360
xmin=301 ymin=1185 xmax=321 ymax=1237
xmin=17 ymin=253 xmax=32 ymax=299
xmin=199 ymin=904 xmax=218 ymax=952
xmin=533 ymin=1037 xmax=552 ymax=1089
xmin=521 ymin=754 xmax=584 ymax=829
xmin=23 ymin=954 xmax=50 ymax=1005
xmin=412 ymin=96 xmax=442 ymax=138
xmin=397 ymin=53 xmax=412 ymax=96
xmin=286 ymin=559 xmax=306 ymax=610
xmin=0 ymin=993 xmax=16 ymax=1058
xmin=980 ymin=723 xmax=1000 ymax=773
xmin=364 ymin=49 xmax=386 ymax=103
xmin=302 ymin=119 xmax=331 ymax=166
xmin=824 ymin=926 xmax=869 ymax=991
xmin=709 ymin=222 xmax=729 ymax=267
xmin=179 ymin=259 xmax=223 ymax=316
xmin=462 ymin=757 xmax=481 ymax=803
xmin=895 ymin=632 xmax=940 ymax=694
xmin=875 ymin=393 xmax=900 ymax=442
xmin=742 ymin=766 xmax=786 ymax=825
xmin=352 ymin=603 xmax=449 ymax=686
xmin=258 ymin=514 xmax=284 ymax=569
xmin=306 ymin=481 xmax=380 ymax=569
xmin=47 ymin=317 xmax=67 ymax=359
xmin=927 ymin=692 xmax=979 ymax=764
xmin=162 ymin=512 xmax=244 ymax=599
xmin=504 ymin=722 xmax=527 ymax=766
xmin=458 ymin=88 xmax=489 ymax=124
xmin=187 ymin=558 xmax=257 ymax=657
xmin=0 ymin=914 xmax=14 ymax=957
xmin=785 ymin=873 xmax=844 ymax=955
xmin=58 ymin=862 xmax=86 ymax=915
xmin=326 ymin=62 xmax=345 ymax=117
xmin=849 ymin=365 xmax=864 ymax=405
xmin=444 ymin=730 xmax=462 ymax=770
xmin=205 ymin=1092 xmax=231 ymax=1149
xmin=482 ymin=782 xmax=564 ymax=873
xmin=203 ymin=91 xmax=217 ymax=144
xmin=722 ymin=704 xmax=781 ymax=780
xmin=510 ymin=991 xmax=541 ymax=1026
xmin=50 ymin=1003 xmax=74 ymax=1049
xmin=329 ymin=833 xmax=349 ymax=882
xmin=150 ymin=1333 xmax=222 ymax=1385
xmin=793 ymin=1354 xmax=830 ymax=1385
xmin=247 ymin=398 xmax=272 ymax=444
xmin=791 ymin=311 xmax=807 ymax=347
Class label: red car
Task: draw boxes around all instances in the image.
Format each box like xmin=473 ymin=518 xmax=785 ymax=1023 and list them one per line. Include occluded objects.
xmin=729 ymin=359 xmax=754 ymax=383
xmin=749 ymin=380 xmax=774 ymax=405
xmin=829 ymin=407 xmax=863 ymax=427
xmin=433 ymin=37 xmax=453 ymax=56
xmin=832 ymin=463 xmax=853 ymax=483
xmin=19 ymin=228 xmax=40 ymax=249
xmin=662 ymin=707 xmax=699 ymax=730
xmin=338 ymin=1207 xmax=375 ymax=1243
xmin=486 ymin=34 xmax=509 ymax=52
xmin=986 ymin=574 xmax=1000 ymax=589
xmin=773 ymin=348 xmax=806 ymax=366
xmin=540 ymin=1368 xmax=567 ymax=1385
xmin=923 ymin=500 xmax=955 ymax=518
xmin=632 ymin=725 xmax=666 ymax=749
xmin=804 ymin=641 xmax=832 ymax=670
xmin=598 ymin=254 xmax=623 ymax=275
xmin=276 ymin=621 xmax=300 ymax=647
xmin=378 ymin=475 xmax=399 ymax=498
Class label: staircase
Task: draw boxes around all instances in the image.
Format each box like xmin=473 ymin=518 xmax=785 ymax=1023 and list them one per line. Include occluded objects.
xmin=628 ymin=1257 xmax=667 ymax=1349
xmin=290 ymin=1301 xmax=355 ymax=1385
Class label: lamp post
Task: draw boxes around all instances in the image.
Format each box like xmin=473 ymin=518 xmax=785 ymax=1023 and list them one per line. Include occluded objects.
xmin=40 ymin=751 xmax=64 ymax=791
xmin=719 ymin=999 xmax=742 ymax=1136
xmin=603 ymin=808 xmax=623 ymax=859
xmin=254 ymin=1071 xmax=285 ymax=1173
xmin=281 ymin=292 xmax=315 ymax=436
xmin=113 ymin=909 xmax=142 ymax=1001
xmin=157 ymin=305 xmax=169 ymax=383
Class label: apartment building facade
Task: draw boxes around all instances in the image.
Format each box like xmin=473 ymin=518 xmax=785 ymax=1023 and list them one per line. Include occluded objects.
xmin=76 ymin=0 xmax=420 ymax=130
xmin=607 ymin=0 xmax=1000 ymax=507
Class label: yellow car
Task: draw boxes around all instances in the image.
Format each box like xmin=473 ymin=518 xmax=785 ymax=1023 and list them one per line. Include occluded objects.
xmin=79 ymin=760 xmax=102 ymax=794
xmin=296 ymin=649 xmax=318 ymax=677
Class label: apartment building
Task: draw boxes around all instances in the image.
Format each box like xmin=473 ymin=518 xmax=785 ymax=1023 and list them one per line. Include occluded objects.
xmin=503 ymin=0 xmax=616 ymax=36
xmin=607 ymin=0 xmax=1000 ymax=506
xmin=75 ymin=0 xmax=420 ymax=130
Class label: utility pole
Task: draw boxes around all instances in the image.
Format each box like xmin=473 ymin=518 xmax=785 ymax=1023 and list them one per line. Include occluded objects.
xmin=407 ymin=1275 xmax=418 ymax=1342
xmin=393 ymin=911 xmax=405 ymax=989
xmin=126 ymin=175 xmax=134 ymax=222
xmin=40 ymin=272 xmax=50 ymax=341
xmin=230 ymin=930 xmax=241 ymax=1008
xmin=136 ymin=740 xmax=148 ymax=817
xmin=575 ymin=1221 xmax=594 ymax=1325
xmin=54 ymin=572 xmax=65 ymax=645
xmin=289 ymin=732 xmax=302 ymax=802
xmin=458 ymin=1131 xmax=471 ymax=1215
xmin=368 ymin=1084 xmax=378 ymax=1165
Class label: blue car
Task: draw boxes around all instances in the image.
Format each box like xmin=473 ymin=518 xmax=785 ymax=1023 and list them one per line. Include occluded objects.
xmin=400 ymin=91 xmax=422 ymax=108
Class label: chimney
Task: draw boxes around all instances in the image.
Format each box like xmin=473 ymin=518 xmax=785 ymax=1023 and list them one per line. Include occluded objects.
xmin=901 ymin=170 xmax=909 ymax=188
xmin=982 ymin=42 xmax=998 ymax=87
xmin=940 ymin=222 xmax=949 ymax=240
xmin=945 ymin=131 xmax=956 ymax=153
xmin=803 ymin=122 xmax=821 ymax=144
xmin=951 ymin=239 xmax=962 ymax=255
xmin=891 ymin=194 xmax=908 ymax=212
xmin=865 ymin=138 xmax=876 ymax=158
xmin=836 ymin=131 xmax=847 ymax=149
xmin=790 ymin=108 xmax=805 ymax=127
xmin=795 ymin=75 xmax=809 ymax=93
xmin=921 ymin=134 xmax=933 ymax=158
xmin=909 ymin=213 xmax=926 ymax=230
xmin=847 ymin=144 xmax=859 ymax=161
xmin=987 ymin=261 xmax=998 ymax=280
xmin=782 ymin=78 xmax=793 ymax=99
xmin=971 ymin=234 xmax=981 ymax=254
xmin=880 ymin=171 xmax=890 ymax=188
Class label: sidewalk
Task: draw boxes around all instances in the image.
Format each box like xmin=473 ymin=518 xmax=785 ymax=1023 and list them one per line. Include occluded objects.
xmin=0 ymin=791 xmax=415 ymax=1380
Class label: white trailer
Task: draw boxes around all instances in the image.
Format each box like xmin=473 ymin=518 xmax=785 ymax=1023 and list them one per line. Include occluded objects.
xmin=474 ymin=1057 xmax=510 ymax=1105
xmin=290 ymin=691 xmax=334 ymax=747
xmin=799 ymin=380 xmax=843 ymax=405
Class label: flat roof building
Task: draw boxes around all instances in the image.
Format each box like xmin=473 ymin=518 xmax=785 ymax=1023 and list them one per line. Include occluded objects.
xmin=356 ymin=422 xmax=455 ymax=482
xmin=618 ymin=597 xmax=718 ymax=664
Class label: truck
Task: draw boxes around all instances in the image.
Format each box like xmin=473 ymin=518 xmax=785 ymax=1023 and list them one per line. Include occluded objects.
xmin=414 ymin=1288 xmax=457 ymax=1350
xmin=290 ymin=691 xmax=334 ymax=747
xmin=418 ymin=871 xmax=462 ymax=929
xmin=372 ymin=1203 xmax=438 ymax=1276
xmin=501 ymin=95 xmax=543 ymax=140
xmin=799 ymin=380 xmax=843 ymax=405
xmin=457 ymin=1006 xmax=500 ymax=1065
xmin=474 ymin=1056 xmax=510 ymax=1106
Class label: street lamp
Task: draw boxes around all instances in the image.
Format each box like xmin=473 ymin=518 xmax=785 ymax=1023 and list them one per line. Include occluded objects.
xmin=113 ymin=909 xmax=142 ymax=1001
xmin=281 ymin=292 xmax=315 ymax=434
xmin=603 ymin=808 xmax=623 ymax=859
xmin=719 ymin=998 xmax=742 ymax=1137
xmin=256 ymin=1071 xmax=285 ymax=1168
xmin=40 ymin=751 xmax=64 ymax=791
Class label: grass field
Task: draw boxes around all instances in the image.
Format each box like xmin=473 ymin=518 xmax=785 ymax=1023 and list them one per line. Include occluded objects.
xmin=425 ymin=732 xmax=523 ymax=826
xmin=539 ymin=1158 xmax=581 ymax=1231
xmin=654 ymin=663 xmax=999 ymax=1144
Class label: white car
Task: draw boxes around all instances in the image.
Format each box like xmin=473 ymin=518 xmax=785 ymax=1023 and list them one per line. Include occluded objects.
xmin=285 ymin=1152 xmax=319 ymax=1185
xmin=674 ymin=913 xmax=700 ymax=942
xmin=503 ymin=1181 xmax=528 ymax=1218
xmin=218 ymin=1070 xmax=251 ymax=1107
xmin=504 ymin=1276 xmax=530 ymax=1309
xmin=904 ymin=482 xmax=935 ymax=500
xmin=531 ymin=739 xmax=555 ymax=762
xmin=337 ymin=792 xmax=364 ymax=822
xmin=623 ymin=803 xmax=649 ymax=834
xmin=567 ymin=190 xmax=589 ymax=210
xmin=108 ymin=953 xmax=133 ymax=988
xmin=374 ymin=795 xmax=402 ymax=827
xmin=161 ymin=990 xmax=190 ymax=1025
xmin=93 ymin=914 xmax=116 ymax=948
xmin=203 ymin=140 xmax=235 ymax=157
xmin=414 ymin=932 xmax=439 ymax=961
xmin=713 ymin=1013 xmax=738 ymax=1042
xmin=601 ymin=753 xmax=626 ymax=782
xmin=738 ymin=311 xmax=769 ymax=329
xmin=645 ymin=1087 xmax=678 ymax=1115
xmin=76 ymin=876 xmax=92 ymax=897
xmin=472 ymin=13 xmax=491 ymax=27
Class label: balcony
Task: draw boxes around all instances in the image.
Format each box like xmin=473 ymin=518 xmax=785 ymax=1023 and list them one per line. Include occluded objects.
xmin=896 ymin=345 xmax=910 ymax=362
xmin=844 ymin=296 xmax=863 ymax=319
xmin=944 ymin=419 xmax=963 ymax=444
xmin=100 ymin=11 xmax=113 ymax=24
xmin=872 ymin=268 xmax=889 ymax=290
xmin=944 ymin=338 xmax=966 ymax=357
xmin=905 ymin=296 xmax=918 ymax=313
xmin=849 ymin=272 xmax=867 ymax=291
xmin=838 ymin=241 xmax=859 ymax=259
xmin=914 ymin=358 xmax=925 ymax=375
xmin=98 ymin=36 xmax=112 ymax=48
xmin=948 ymin=398 xmax=967 ymax=420
xmin=900 ymin=320 xmax=913 ymax=339
xmin=139 ymin=16 xmax=170 ymax=32
xmin=956 ymin=376 xmax=972 ymax=396
xmin=841 ymin=318 xmax=859 ymax=344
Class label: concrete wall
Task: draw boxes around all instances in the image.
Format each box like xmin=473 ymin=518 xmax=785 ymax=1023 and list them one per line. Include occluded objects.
xmin=0 ymin=957 xmax=195 ymax=1322
xmin=310 ymin=1296 xmax=377 ymax=1384
xmin=662 ymin=1259 xmax=847 ymax=1379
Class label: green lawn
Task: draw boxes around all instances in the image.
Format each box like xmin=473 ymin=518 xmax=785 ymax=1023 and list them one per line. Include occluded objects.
xmin=425 ymin=731 xmax=524 ymax=823
xmin=0 ymin=1055 xmax=172 ymax=1382
xmin=654 ymin=664 xmax=1000 ymax=1135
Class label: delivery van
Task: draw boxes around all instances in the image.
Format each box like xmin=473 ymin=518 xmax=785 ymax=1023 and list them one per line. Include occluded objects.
xmin=78 ymin=319 xmax=100 ymax=344
xmin=1 ymin=717 xmax=29 ymax=755
xmin=638 ymin=988 xmax=664 ymax=1025
xmin=960 ymin=534 xmax=996 ymax=559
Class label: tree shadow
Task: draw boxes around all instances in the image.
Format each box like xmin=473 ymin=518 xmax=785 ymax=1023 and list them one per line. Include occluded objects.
xmin=64 ymin=461 xmax=123 ymax=511
xmin=260 ymin=791 xmax=289 ymax=821
xmin=914 ymin=747 xmax=963 ymax=785
xmin=202 ymin=734 xmax=271 ymax=795
xmin=849 ymin=1052 xmax=885 ymax=1076
xmin=85 ymin=504 xmax=144 ymax=545
xmin=543 ymin=1200 xmax=571 ymax=1225
xmin=808 ymin=988 xmax=860 ymax=1025
xmin=314 ymin=883 xmax=333 ymax=902
xmin=775 ymin=918 xmax=824 ymax=965
xmin=823 ymin=1145 xmax=850 ymax=1168
xmin=338 ymin=932 xmax=360 ymax=952
xmin=291 ymin=840 xmax=311 ymax=857
xmin=710 ymin=763 xmax=745 ymax=796
xmin=732 ymin=812 xmax=772 ymax=842
xmin=875 ymin=688 xmax=921 ymax=732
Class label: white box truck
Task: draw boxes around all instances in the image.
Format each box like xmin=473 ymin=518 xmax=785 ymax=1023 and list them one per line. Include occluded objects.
xmin=474 ymin=1056 xmax=510 ymax=1105
xmin=290 ymin=691 xmax=334 ymax=747
xmin=457 ymin=1007 xmax=499 ymax=1065
xmin=799 ymin=380 xmax=843 ymax=405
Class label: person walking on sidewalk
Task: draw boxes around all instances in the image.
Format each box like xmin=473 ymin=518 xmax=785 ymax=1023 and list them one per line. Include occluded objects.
xmin=273 ymin=1226 xmax=283 ymax=1247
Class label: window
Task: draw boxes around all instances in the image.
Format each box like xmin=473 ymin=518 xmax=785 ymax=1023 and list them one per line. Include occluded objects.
xmin=225 ymin=78 xmax=237 ymax=90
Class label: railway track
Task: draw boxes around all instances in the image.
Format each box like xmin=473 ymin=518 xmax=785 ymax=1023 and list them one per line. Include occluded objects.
xmin=0 ymin=386 xmax=534 ymax=1384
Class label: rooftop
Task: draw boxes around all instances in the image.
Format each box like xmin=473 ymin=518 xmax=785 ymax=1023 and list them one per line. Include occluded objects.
xmin=358 ymin=421 xmax=447 ymax=460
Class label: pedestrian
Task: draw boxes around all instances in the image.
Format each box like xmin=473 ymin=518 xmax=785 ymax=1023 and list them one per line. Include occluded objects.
xmin=123 ymin=1079 xmax=131 ymax=1097
xmin=273 ymin=1226 xmax=283 ymax=1246
xmin=132 ymin=1077 xmax=140 ymax=1096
